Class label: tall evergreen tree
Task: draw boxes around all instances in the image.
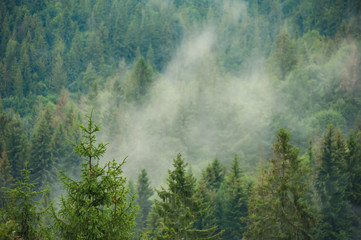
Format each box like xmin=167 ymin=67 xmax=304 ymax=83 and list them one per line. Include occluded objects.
xmin=203 ymin=157 xmax=224 ymax=190
xmin=30 ymin=105 xmax=55 ymax=190
xmin=154 ymin=153 xmax=222 ymax=239
xmin=273 ymin=30 xmax=297 ymax=80
xmin=346 ymin=129 xmax=361 ymax=237
xmin=0 ymin=146 xmax=14 ymax=207
xmin=223 ymin=154 xmax=249 ymax=239
xmin=244 ymin=129 xmax=317 ymax=239
xmin=346 ymin=129 xmax=361 ymax=206
xmin=54 ymin=111 xmax=137 ymax=239
xmin=1 ymin=165 xmax=52 ymax=239
xmin=315 ymin=125 xmax=354 ymax=239
xmin=136 ymin=168 xmax=153 ymax=237
xmin=128 ymin=57 xmax=153 ymax=101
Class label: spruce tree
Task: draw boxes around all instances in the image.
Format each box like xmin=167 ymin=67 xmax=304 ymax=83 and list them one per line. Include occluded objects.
xmin=1 ymin=165 xmax=52 ymax=239
xmin=154 ymin=153 xmax=222 ymax=239
xmin=194 ymin=157 xmax=225 ymax=234
xmin=203 ymin=157 xmax=224 ymax=190
xmin=315 ymin=126 xmax=354 ymax=239
xmin=194 ymin=178 xmax=218 ymax=230
xmin=223 ymin=154 xmax=248 ymax=239
xmin=273 ymin=30 xmax=297 ymax=80
xmin=346 ymin=129 xmax=361 ymax=237
xmin=136 ymin=169 xmax=153 ymax=236
xmin=54 ymin=111 xmax=137 ymax=239
xmin=30 ymin=105 xmax=55 ymax=190
xmin=346 ymin=130 xmax=361 ymax=206
xmin=244 ymin=129 xmax=317 ymax=239
xmin=0 ymin=146 xmax=14 ymax=207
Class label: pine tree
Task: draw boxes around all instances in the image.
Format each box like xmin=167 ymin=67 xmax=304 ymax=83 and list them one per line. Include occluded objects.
xmin=223 ymin=154 xmax=248 ymax=239
xmin=146 ymin=43 xmax=155 ymax=69
xmin=0 ymin=146 xmax=14 ymax=207
xmin=0 ymin=111 xmax=28 ymax=181
xmin=194 ymin=178 xmax=218 ymax=230
xmin=203 ymin=157 xmax=224 ymax=190
xmin=128 ymin=57 xmax=153 ymax=101
xmin=195 ymin=157 xmax=225 ymax=234
xmin=30 ymin=105 xmax=55 ymax=190
xmin=51 ymin=52 xmax=67 ymax=93
xmin=346 ymin=129 xmax=361 ymax=206
xmin=315 ymin=125 xmax=354 ymax=239
xmin=1 ymin=165 xmax=52 ymax=239
xmin=136 ymin=169 xmax=153 ymax=236
xmin=346 ymin=129 xmax=361 ymax=237
xmin=273 ymin=30 xmax=297 ymax=80
xmin=54 ymin=111 xmax=137 ymax=239
xmin=154 ymin=153 xmax=222 ymax=239
xmin=244 ymin=129 xmax=317 ymax=239
xmin=13 ymin=65 xmax=24 ymax=99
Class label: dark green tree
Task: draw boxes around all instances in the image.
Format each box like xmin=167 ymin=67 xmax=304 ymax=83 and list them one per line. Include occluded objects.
xmin=128 ymin=57 xmax=153 ymax=101
xmin=1 ymin=165 xmax=52 ymax=239
xmin=223 ymin=154 xmax=249 ymax=239
xmin=195 ymin=157 xmax=225 ymax=234
xmin=154 ymin=153 xmax=222 ymax=239
xmin=0 ymin=111 xmax=28 ymax=181
xmin=0 ymin=147 xmax=14 ymax=207
xmin=273 ymin=30 xmax=297 ymax=80
xmin=54 ymin=111 xmax=137 ymax=239
xmin=203 ymin=157 xmax=224 ymax=190
xmin=30 ymin=105 xmax=55 ymax=190
xmin=244 ymin=129 xmax=317 ymax=239
xmin=346 ymin=129 xmax=361 ymax=206
xmin=136 ymin=169 xmax=153 ymax=237
xmin=346 ymin=128 xmax=361 ymax=237
xmin=315 ymin=126 xmax=354 ymax=239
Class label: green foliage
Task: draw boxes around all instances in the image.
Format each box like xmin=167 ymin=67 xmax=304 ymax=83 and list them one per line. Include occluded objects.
xmin=346 ymin=130 xmax=361 ymax=206
xmin=136 ymin=169 xmax=154 ymax=237
xmin=272 ymin=30 xmax=297 ymax=80
xmin=1 ymin=165 xmax=52 ymax=239
xmin=54 ymin=111 xmax=137 ymax=239
xmin=0 ymin=1 xmax=361 ymax=238
xmin=154 ymin=153 xmax=222 ymax=239
xmin=223 ymin=154 xmax=249 ymax=239
xmin=244 ymin=129 xmax=317 ymax=239
xmin=30 ymin=104 xmax=56 ymax=190
xmin=127 ymin=57 xmax=153 ymax=102
xmin=0 ymin=111 xmax=28 ymax=181
xmin=0 ymin=147 xmax=14 ymax=207
xmin=315 ymin=125 xmax=354 ymax=239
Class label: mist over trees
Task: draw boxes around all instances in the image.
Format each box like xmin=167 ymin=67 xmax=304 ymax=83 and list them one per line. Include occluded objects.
xmin=1 ymin=0 xmax=361 ymax=239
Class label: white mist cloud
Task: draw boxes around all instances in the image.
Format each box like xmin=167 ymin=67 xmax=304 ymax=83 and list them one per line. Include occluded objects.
xmin=98 ymin=24 xmax=277 ymax=185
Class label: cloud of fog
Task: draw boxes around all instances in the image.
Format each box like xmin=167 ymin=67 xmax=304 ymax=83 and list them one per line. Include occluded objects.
xmin=96 ymin=22 xmax=277 ymax=185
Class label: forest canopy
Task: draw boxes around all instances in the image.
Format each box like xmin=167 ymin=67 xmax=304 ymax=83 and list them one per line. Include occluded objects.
xmin=0 ymin=0 xmax=361 ymax=239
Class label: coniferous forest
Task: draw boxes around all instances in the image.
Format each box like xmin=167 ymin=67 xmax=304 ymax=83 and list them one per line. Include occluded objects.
xmin=1 ymin=0 xmax=361 ymax=239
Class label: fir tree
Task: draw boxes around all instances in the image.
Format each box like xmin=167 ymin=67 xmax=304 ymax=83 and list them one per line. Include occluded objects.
xmin=223 ymin=154 xmax=248 ymax=239
xmin=315 ymin=126 xmax=354 ymax=239
xmin=203 ymin=157 xmax=224 ymax=190
xmin=136 ymin=169 xmax=153 ymax=236
xmin=346 ymin=130 xmax=361 ymax=206
xmin=53 ymin=111 xmax=137 ymax=239
xmin=1 ymin=165 xmax=52 ymax=239
xmin=0 ymin=146 xmax=14 ymax=207
xmin=273 ymin=30 xmax=297 ymax=80
xmin=244 ymin=129 xmax=317 ymax=239
xmin=154 ymin=153 xmax=222 ymax=239
xmin=30 ymin=105 xmax=55 ymax=190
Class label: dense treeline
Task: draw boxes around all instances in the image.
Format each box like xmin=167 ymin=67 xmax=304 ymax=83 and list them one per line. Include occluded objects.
xmin=1 ymin=0 xmax=361 ymax=239
xmin=1 ymin=114 xmax=361 ymax=239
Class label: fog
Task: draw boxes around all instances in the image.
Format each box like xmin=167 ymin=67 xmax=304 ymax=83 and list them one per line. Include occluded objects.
xmin=83 ymin=1 xmax=358 ymax=186
xmin=91 ymin=26 xmax=277 ymax=185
